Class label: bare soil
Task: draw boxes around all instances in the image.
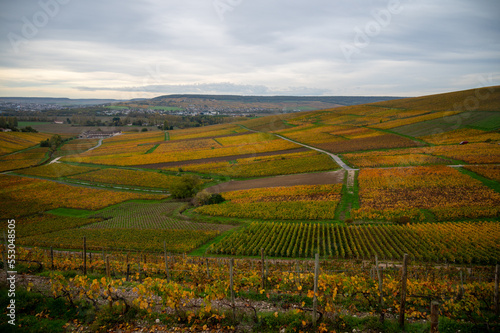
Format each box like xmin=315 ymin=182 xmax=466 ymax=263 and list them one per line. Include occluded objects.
xmin=205 ymin=170 xmax=345 ymax=193
xmin=131 ymin=147 xmax=310 ymax=169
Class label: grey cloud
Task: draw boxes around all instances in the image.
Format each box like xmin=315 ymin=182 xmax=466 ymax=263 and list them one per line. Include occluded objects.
xmin=0 ymin=0 xmax=499 ymax=98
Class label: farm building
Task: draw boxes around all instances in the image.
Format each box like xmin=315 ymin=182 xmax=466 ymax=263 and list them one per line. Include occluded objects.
xmin=79 ymin=130 xmax=121 ymax=139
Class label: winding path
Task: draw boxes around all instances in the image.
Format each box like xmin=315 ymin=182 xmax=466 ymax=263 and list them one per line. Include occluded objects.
xmin=273 ymin=134 xmax=358 ymax=171
xmin=48 ymin=138 xmax=103 ymax=165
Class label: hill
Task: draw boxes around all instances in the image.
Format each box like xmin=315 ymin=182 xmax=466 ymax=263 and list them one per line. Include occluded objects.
xmin=0 ymin=97 xmax=124 ymax=106
xmin=117 ymin=94 xmax=405 ymax=113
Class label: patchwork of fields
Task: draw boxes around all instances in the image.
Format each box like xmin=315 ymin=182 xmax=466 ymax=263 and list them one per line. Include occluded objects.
xmin=1 ymin=86 xmax=499 ymax=264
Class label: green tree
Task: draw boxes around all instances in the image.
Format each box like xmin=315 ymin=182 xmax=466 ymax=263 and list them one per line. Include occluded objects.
xmin=169 ymin=174 xmax=203 ymax=199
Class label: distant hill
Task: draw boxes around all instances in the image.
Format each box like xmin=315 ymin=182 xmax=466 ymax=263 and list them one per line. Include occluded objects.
xmin=150 ymin=94 xmax=403 ymax=105
xmin=0 ymin=97 xmax=124 ymax=106
xmin=119 ymin=94 xmax=405 ymax=113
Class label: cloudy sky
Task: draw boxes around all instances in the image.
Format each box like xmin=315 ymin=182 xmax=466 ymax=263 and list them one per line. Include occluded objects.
xmin=0 ymin=0 xmax=499 ymax=99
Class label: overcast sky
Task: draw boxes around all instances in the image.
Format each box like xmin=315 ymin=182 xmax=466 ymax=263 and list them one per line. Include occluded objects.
xmin=0 ymin=0 xmax=499 ymax=99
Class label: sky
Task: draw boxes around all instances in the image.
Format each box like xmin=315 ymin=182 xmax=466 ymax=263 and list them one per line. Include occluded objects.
xmin=0 ymin=0 xmax=499 ymax=99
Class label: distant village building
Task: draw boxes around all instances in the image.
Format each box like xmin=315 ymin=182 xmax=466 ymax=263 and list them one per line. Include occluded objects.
xmin=54 ymin=120 xmax=64 ymax=124
xmin=79 ymin=130 xmax=121 ymax=139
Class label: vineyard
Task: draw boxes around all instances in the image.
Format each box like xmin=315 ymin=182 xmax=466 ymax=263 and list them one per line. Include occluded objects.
xmin=53 ymin=138 xmax=100 ymax=157
xmin=18 ymin=228 xmax=218 ymax=253
xmin=4 ymin=247 xmax=499 ymax=332
xmin=208 ymin=221 xmax=500 ymax=264
xmin=62 ymin=132 xmax=301 ymax=167
xmin=351 ymin=166 xmax=500 ymax=222
xmin=0 ymin=147 xmax=49 ymax=172
xmin=168 ymin=123 xmax=248 ymax=140
xmin=196 ymin=184 xmax=343 ymax=220
xmin=84 ymin=201 xmax=235 ymax=232
xmin=0 ymin=174 xmax=167 ymax=218
xmin=0 ymin=131 xmax=52 ymax=155
xmin=162 ymin=150 xmax=339 ymax=178
xmin=67 ymin=167 xmax=184 ymax=189
xmin=15 ymin=163 xmax=98 ymax=178
xmin=465 ymin=165 xmax=500 ymax=182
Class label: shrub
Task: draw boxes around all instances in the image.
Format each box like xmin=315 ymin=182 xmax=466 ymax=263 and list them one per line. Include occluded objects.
xmin=395 ymin=216 xmax=412 ymax=225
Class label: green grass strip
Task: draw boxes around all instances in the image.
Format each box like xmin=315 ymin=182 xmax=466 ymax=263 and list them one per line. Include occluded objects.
xmin=46 ymin=207 xmax=94 ymax=218
xmin=145 ymin=144 xmax=159 ymax=154
xmin=458 ymin=167 xmax=500 ymax=193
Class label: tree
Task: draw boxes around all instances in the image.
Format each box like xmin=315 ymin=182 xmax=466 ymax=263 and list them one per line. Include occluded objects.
xmin=193 ymin=190 xmax=225 ymax=206
xmin=20 ymin=126 xmax=37 ymax=133
xmin=169 ymin=174 xmax=203 ymax=199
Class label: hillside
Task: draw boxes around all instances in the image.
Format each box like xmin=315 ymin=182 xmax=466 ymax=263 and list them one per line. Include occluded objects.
xmin=117 ymin=94 xmax=405 ymax=114
xmin=1 ymin=86 xmax=499 ymax=332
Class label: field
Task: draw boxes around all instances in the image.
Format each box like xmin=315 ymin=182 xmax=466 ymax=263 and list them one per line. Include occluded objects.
xmin=67 ymin=167 xmax=185 ymax=189
xmin=14 ymin=162 xmax=98 ymax=178
xmin=62 ymin=131 xmax=302 ymax=167
xmin=168 ymin=123 xmax=248 ymax=140
xmin=162 ymin=150 xmax=339 ymax=177
xmin=0 ymin=174 xmax=167 ymax=218
xmin=276 ymin=124 xmax=423 ymax=154
xmin=53 ymin=138 xmax=100 ymax=157
xmin=196 ymin=184 xmax=343 ymax=220
xmin=351 ymin=166 xmax=500 ymax=222
xmin=209 ymin=221 xmax=500 ymax=263
xmin=0 ymin=131 xmax=52 ymax=155
xmin=84 ymin=201 xmax=234 ymax=232
xmin=464 ymin=165 xmax=500 ymax=182
xmin=19 ymin=228 xmax=218 ymax=253
xmin=0 ymin=146 xmax=50 ymax=172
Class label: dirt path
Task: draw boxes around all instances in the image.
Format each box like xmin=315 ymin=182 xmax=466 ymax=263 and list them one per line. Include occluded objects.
xmin=274 ymin=134 xmax=358 ymax=171
xmin=205 ymin=170 xmax=344 ymax=193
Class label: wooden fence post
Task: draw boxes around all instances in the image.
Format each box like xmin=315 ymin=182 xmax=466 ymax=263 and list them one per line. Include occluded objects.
xmin=375 ymin=255 xmax=384 ymax=323
xmin=230 ymin=258 xmax=235 ymax=321
xmin=261 ymin=248 xmax=265 ymax=290
xmin=430 ymin=301 xmax=439 ymax=333
xmin=495 ymin=264 xmax=499 ymax=316
xmin=106 ymin=255 xmax=111 ymax=279
xmin=313 ymin=253 xmax=319 ymax=326
xmin=50 ymin=247 xmax=54 ymax=270
xmin=400 ymin=254 xmax=408 ymax=329
xmin=126 ymin=263 xmax=130 ymax=282
xmin=164 ymin=240 xmax=170 ymax=281
xmin=206 ymin=258 xmax=210 ymax=279
xmin=83 ymin=236 xmax=87 ymax=275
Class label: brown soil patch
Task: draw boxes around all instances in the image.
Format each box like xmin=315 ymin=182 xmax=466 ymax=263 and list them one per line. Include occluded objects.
xmin=131 ymin=147 xmax=310 ymax=169
xmin=205 ymin=170 xmax=345 ymax=193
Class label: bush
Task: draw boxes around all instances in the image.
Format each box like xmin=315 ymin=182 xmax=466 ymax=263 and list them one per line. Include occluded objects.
xmin=395 ymin=216 xmax=412 ymax=225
